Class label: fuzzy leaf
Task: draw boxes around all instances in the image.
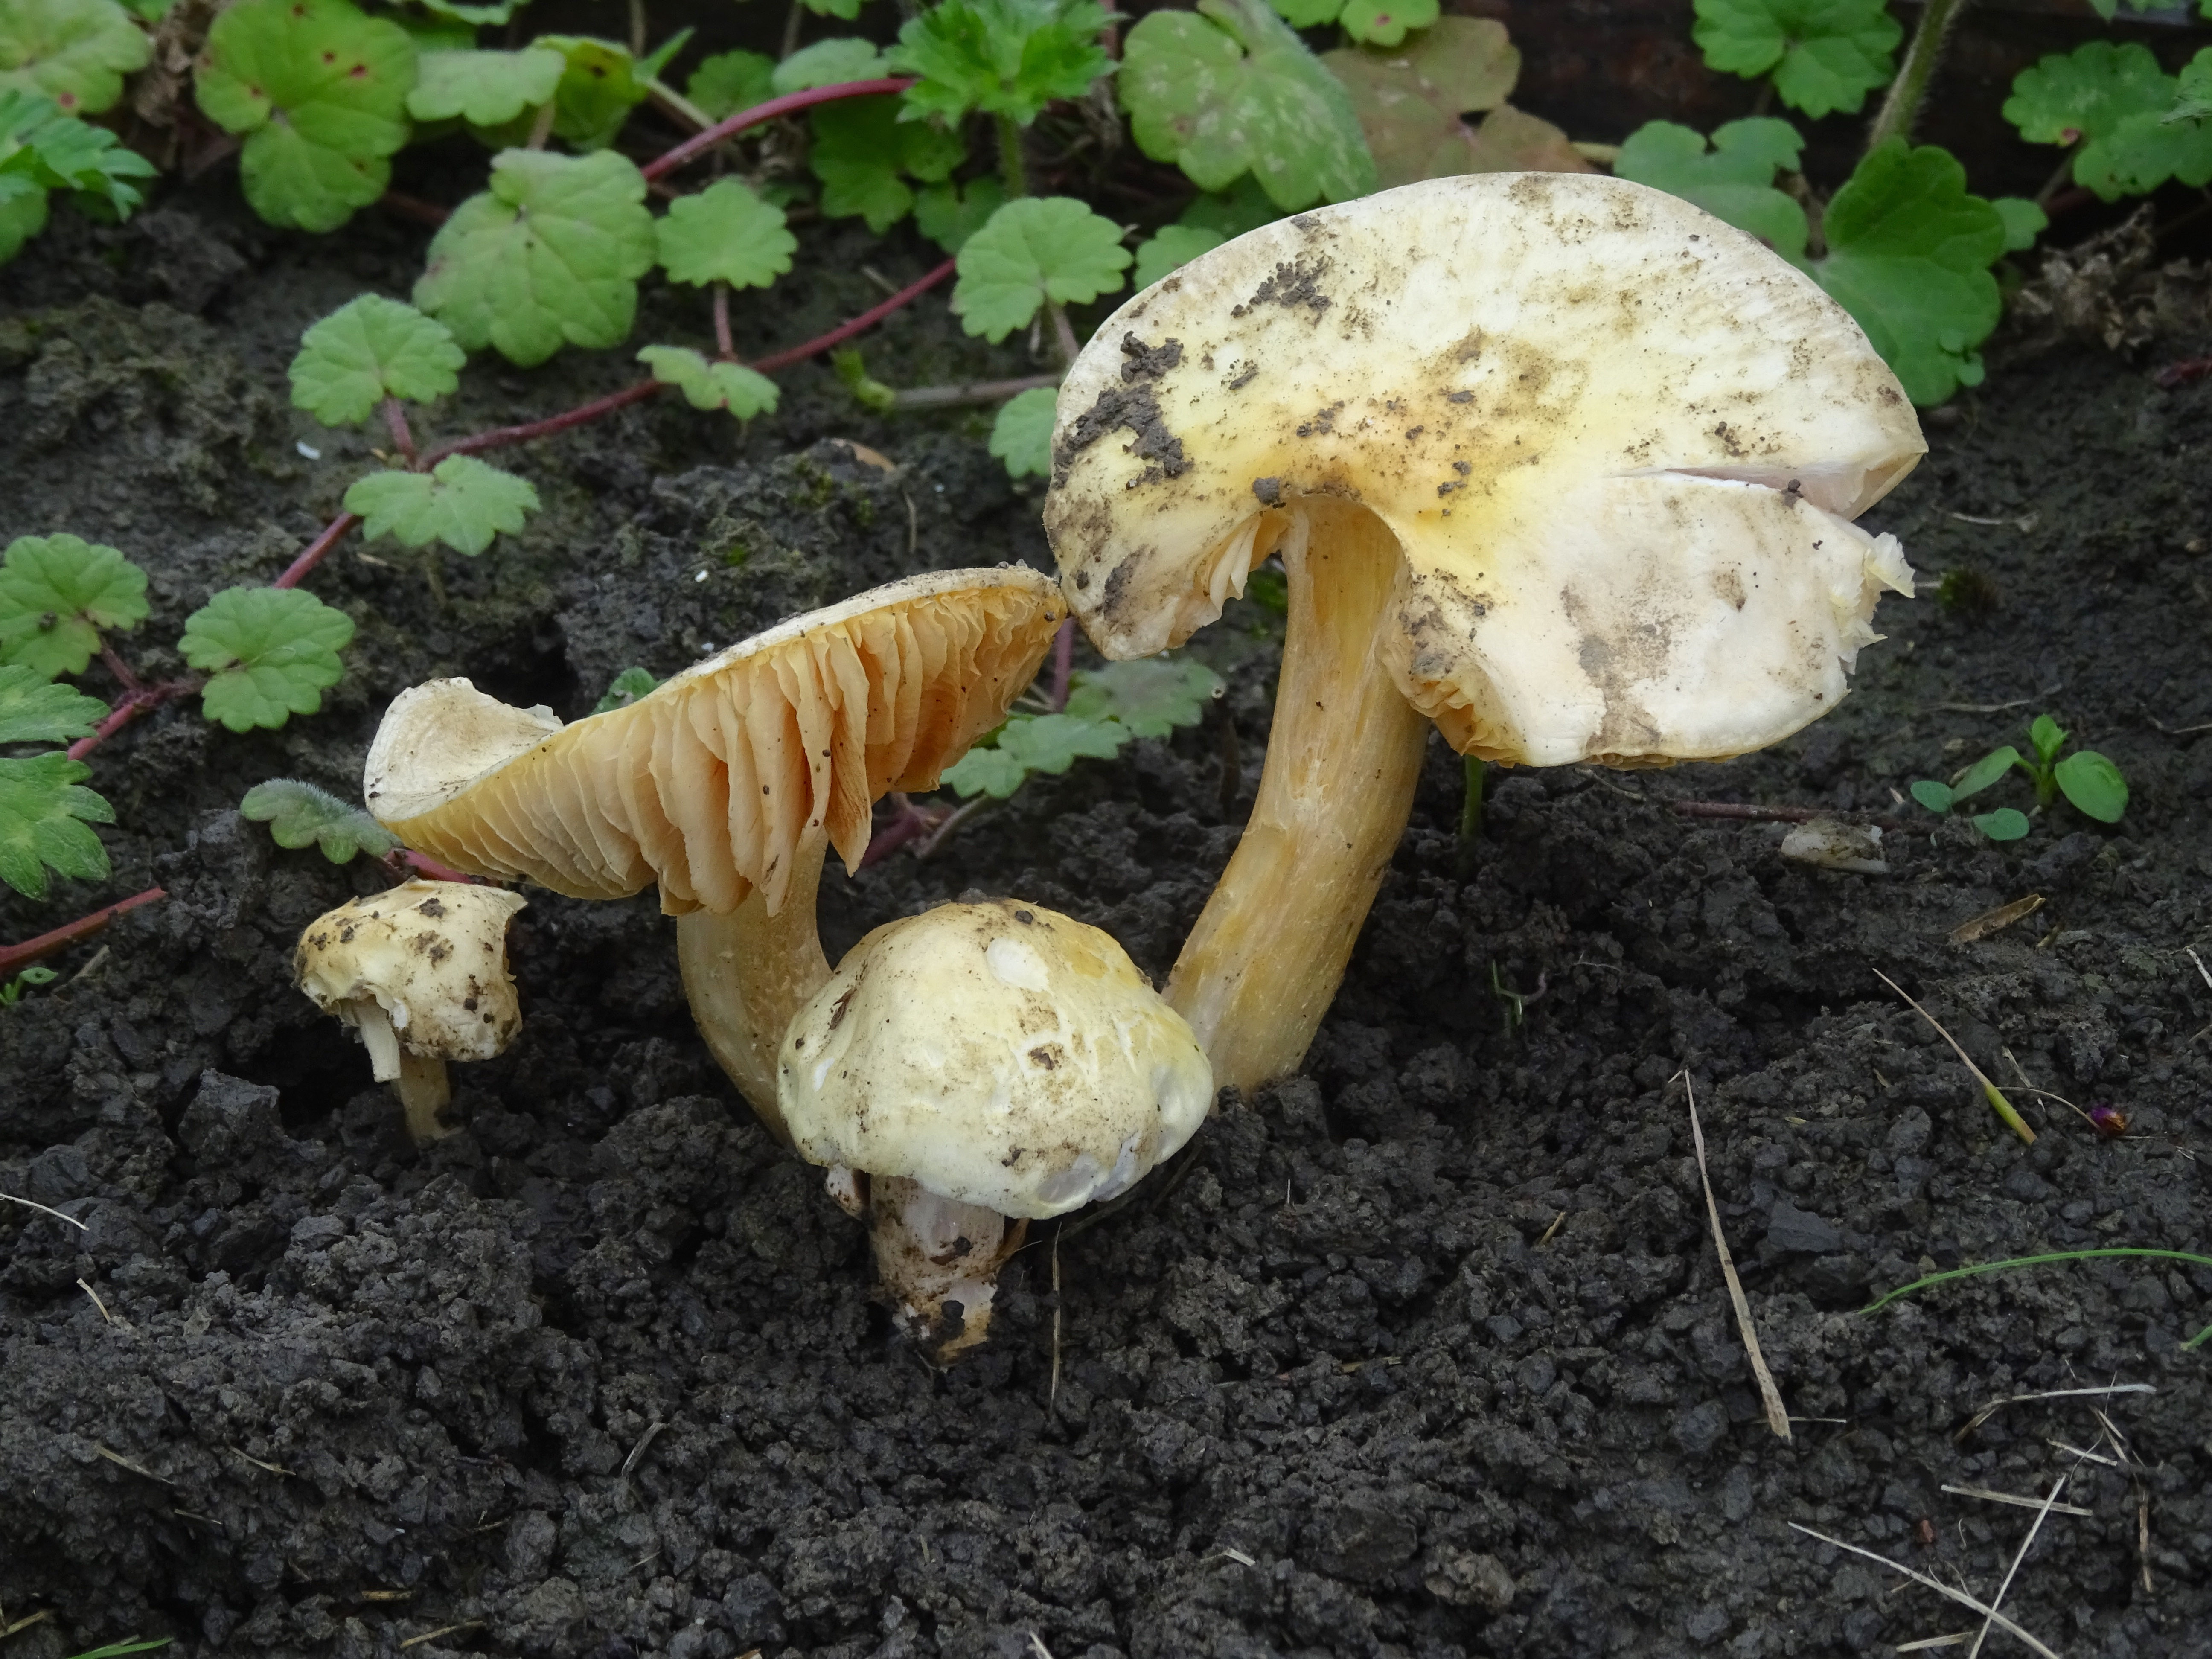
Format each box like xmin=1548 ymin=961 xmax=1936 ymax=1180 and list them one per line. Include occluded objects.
xmin=1122 ymin=0 xmax=1375 ymax=210
xmin=2054 ymin=751 xmax=2128 ymax=823
xmin=415 ymin=148 xmax=658 ymax=366
xmin=1338 ymin=0 xmax=1440 ymax=49
xmin=656 ymin=178 xmax=796 ymax=288
xmin=913 ymin=174 xmax=1006 ymax=252
xmin=0 ymin=533 xmax=149 ymax=679
xmin=688 ymin=48 xmax=775 ymax=119
xmin=345 ymin=455 xmax=540 ymax=556
xmin=1132 ymin=224 xmax=1225 ymax=291
xmin=1064 ymin=658 xmax=1223 ymax=737
xmin=889 ymin=0 xmax=1114 ymax=125
xmin=0 ymin=661 xmax=106 ymax=743
xmin=989 ymin=386 xmax=1059 ymax=480
xmin=179 ymin=586 xmax=355 ymax=732
xmin=407 ymin=47 xmax=564 ymax=126
xmin=1807 ymin=140 xmax=2007 ymax=407
xmin=809 ymin=93 xmax=966 ymax=231
xmin=953 ymin=195 xmax=1130 ymax=342
xmin=637 ymin=345 xmax=780 ymax=419
xmin=0 ymin=750 xmax=111 ymax=899
xmin=594 ymin=665 xmax=657 ymax=713
xmin=1691 ymin=0 xmax=1899 ymax=119
xmin=1615 ymin=119 xmax=1807 ymax=259
xmin=239 ymin=777 xmax=398 ymax=862
xmin=289 ymin=294 xmax=466 ymax=425
xmin=773 ymin=37 xmax=888 ymax=93
xmin=1322 ymin=17 xmax=1524 ymax=186
xmin=0 ymin=0 xmax=150 ymax=114
xmin=194 ymin=0 xmax=416 ymax=234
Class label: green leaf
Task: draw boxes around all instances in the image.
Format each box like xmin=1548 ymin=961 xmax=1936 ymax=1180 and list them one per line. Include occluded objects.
xmin=2027 ymin=713 xmax=2066 ymax=766
xmin=507 ymin=34 xmax=672 ymax=151
xmin=913 ymin=174 xmax=1006 ymax=252
xmin=345 ymin=455 xmax=540 ymax=557
xmin=194 ymin=0 xmax=416 ymax=234
xmin=0 ymin=533 xmax=149 ymax=678
xmin=888 ymin=0 xmax=1114 ymax=126
xmin=0 ymin=172 xmax=47 ymax=264
xmin=1177 ymin=172 xmax=1281 ymax=237
xmin=0 ymin=88 xmax=158 ymax=227
xmin=942 ymin=742 xmax=1028 ymax=799
xmin=809 ymin=94 xmax=966 ymax=232
xmin=1321 ymin=17 xmax=1528 ymax=188
xmin=637 ymin=345 xmax=780 ymax=419
xmin=1990 ymin=195 xmax=2046 ymax=253
xmin=389 ymin=10 xmax=475 ymax=52
xmin=406 ymin=47 xmax=564 ymax=126
xmin=1064 ymin=657 xmax=1223 ymax=737
xmin=414 ymin=148 xmax=658 ymax=367
xmin=0 ymin=661 xmax=107 ymax=743
xmin=239 ymin=777 xmax=399 ymax=862
xmin=998 ymin=711 xmax=1127 ymax=773
xmin=0 ymin=0 xmax=150 ymax=115
xmin=180 ymin=587 xmax=354 ymax=733
xmin=594 ymin=665 xmax=658 ymax=713
xmin=952 ymin=195 xmax=1130 ymax=342
xmin=656 ymin=178 xmax=796 ymax=288
xmin=989 ymin=386 xmax=1059 ymax=480
xmin=419 ymin=0 xmax=520 ymax=23
xmin=2002 ymin=42 xmax=2210 ymax=201
xmin=0 ymin=749 xmax=111 ymax=899
xmin=1909 ymin=779 xmax=1954 ymax=814
xmin=2171 ymin=47 xmax=2212 ymax=125
xmin=1267 ymin=0 xmax=1342 ymax=26
xmin=288 ymin=294 xmax=466 ymax=426
xmin=1691 ymin=0 xmax=1900 ymax=119
xmin=1338 ymin=0 xmax=1440 ymax=49
xmin=2054 ymin=751 xmax=2128 ymax=824
xmin=688 ymin=48 xmax=776 ymax=120
xmin=1122 ymin=0 xmax=1376 ymax=210
xmin=1807 ymin=140 xmax=2007 ymax=407
xmin=832 ymin=348 xmax=896 ymax=413
xmin=774 ymin=37 xmax=888 ymax=94
xmin=1133 ymin=224 xmax=1226 ymax=291
xmin=804 ymin=0 xmax=865 ymax=18
xmin=1951 ymin=744 xmax=2020 ymax=803
xmin=1972 ymin=808 xmax=2031 ymax=842
xmin=1614 ymin=118 xmax=1807 ymax=259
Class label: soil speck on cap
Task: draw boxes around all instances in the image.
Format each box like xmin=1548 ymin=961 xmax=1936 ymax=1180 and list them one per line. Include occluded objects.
xmin=1231 ymin=256 xmax=1333 ymax=319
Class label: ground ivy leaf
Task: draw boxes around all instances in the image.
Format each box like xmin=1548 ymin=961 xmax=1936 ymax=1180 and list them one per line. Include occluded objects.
xmin=2003 ymin=41 xmax=2171 ymax=148
xmin=239 ymin=777 xmax=398 ymax=862
xmin=0 ymin=661 xmax=108 ymax=743
xmin=407 ymin=47 xmax=565 ymax=126
xmin=989 ymin=386 xmax=1059 ymax=480
xmin=194 ymin=0 xmax=416 ymax=233
xmin=774 ymin=37 xmax=888 ymax=94
xmin=180 ymin=586 xmax=354 ymax=733
xmin=414 ymin=149 xmax=658 ymax=366
xmin=517 ymin=35 xmax=666 ymax=151
xmin=0 ymin=0 xmax=150 ymax=115
xmin=1338 ymin=0 xmax=1441 ymax=50
xmin=2172 ymin=47 xmax=2212 ymax=124
xmin=1132 ymin=223 xmax=1224 ymax=290
xmin=953 ymin=195 xmax=1130 ymax=341
xmin=1178 ymin=173 xmax=1281 ymax=237
xmin=1692 ymin=0 xmax=1899 ymax=119
xmin=0 ymin=533 xmax=150 ymax=679
xmin=888 ymin=0 xmax=1115 ymax=126
xmin=1614 ymin=118 xmax=1808 ymax=259
xmin=594 ymin=665 xmax=658 ymax=713
xmin=810 ymin=94 xmax=966 ymax=231
xmin=914 ymin=175 xmax=1007 ymax=252
xmin=1064 ymin=658 xmax=1223 ymax=737
xmin=998 ymin=712 xmax=1128 ymax=774
xmin=688 ymin=48 xmax=776 ymax=119
xmin=1808 ymin=139 xmax=2006 ymax=406
xmin=0 ymin=749 xmax=112 ymax=899
xmin=637 ymin=345 xmax=780 ymax=419
xmin=1991 ymin=195 xmax=2046 ymax=252
xmin=344 ymin=455 xmax=541 ymax=556
xmin=289 ymin=294 xmax=466 ymax=425
xmin=942 ymin=742 xmax=1028 ymax=799
xmin=656 ymin=178 xmax=796 ymax=288
xmin=1122 ymin=0 xmax=1375 ymax=210
xmin=1322 ymin=17 xmax=1534 ymax=187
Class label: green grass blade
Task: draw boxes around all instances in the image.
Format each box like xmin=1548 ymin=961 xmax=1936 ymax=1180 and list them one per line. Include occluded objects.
xmin=1861 ymin=1247 xmax=2212 ymax=1349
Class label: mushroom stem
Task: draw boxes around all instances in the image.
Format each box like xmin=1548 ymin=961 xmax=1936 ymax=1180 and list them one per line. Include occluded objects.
xmin=868 ymin=1175 xmax=1027 ymax=1364
xmin=395 ymin=1049 xmax=456 ymax=1142
xmin=1165 ymin=499 xmax=1430 ymax=1094
xmin=676 ymin=831 xmax=831 ymax=1144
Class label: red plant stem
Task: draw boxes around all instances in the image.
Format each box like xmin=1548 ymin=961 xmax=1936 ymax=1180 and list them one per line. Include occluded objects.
xmin=378 ymin=190 xmax=451 ymax=227
xmin=642 ymin=78 xmax=916 ymax=182
xmin=98 ymin=642 xmax=142 ymax=696
xmin=275 ymin=512 xmax=363 ymax=591
xmin=382 ymin=396 xmax=416 ymax=464
xmin=389 ymin=848 xmax=483 ymax=884
xmin=423 ymin=381 xmax=667 ymax=469
xmin=713 ymin=282 xmax=735 ymax=359
xmin=1046 ymin=617 xmax=1074 ymax=711
xmin=859 ymin=793 xmax=949 ymax=869
xmin=0 ymin=886 xmax=166 ymax=976
xmin=752 ymin=259 xmax=957 ymax=371
xmin=66 ymin=681 xmax=198 ymax=761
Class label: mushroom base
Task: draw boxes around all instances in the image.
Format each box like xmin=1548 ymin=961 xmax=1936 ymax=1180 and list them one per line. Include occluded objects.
xmin=857 ymin=1173 xmax=1028 ymax=1365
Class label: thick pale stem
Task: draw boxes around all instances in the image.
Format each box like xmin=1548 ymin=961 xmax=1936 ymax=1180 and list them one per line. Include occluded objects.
xmin=1165 ymin=499 xmax=1429 ymax=1094
xmin=867 ymin=1174 xmax=1027 ymax=1364
xmin=676 ymin=833 xmax=830 ymax=1144
xmin=396 ymin=1050 xmax=455 ymax=1143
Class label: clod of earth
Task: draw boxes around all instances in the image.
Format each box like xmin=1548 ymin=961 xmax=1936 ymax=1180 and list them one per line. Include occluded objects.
xmin=778 ymin=897 xmax=1213 ymax=1361
xmin=358 ymin=568 xmax=1068 ymax=1140
xmin=292 ymin=879 xmax=528 ymax=1142
xmin=1046 ymin=171 xmax=1927 ymax=1094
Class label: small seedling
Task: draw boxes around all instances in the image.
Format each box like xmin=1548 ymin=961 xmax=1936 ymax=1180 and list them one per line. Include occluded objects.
xmin=239 ymin=779 xmax=399 ymax=864
xmin=1864 ymin=1247 xmax=2212 ymax=1350
xmin=2 ymin=963 xmax=58 ymax=1004
xmin=1874 ymin=968 xmax=2035 ymax=1145
xmin=1910 ymin=714 xmax=2127 ymax=840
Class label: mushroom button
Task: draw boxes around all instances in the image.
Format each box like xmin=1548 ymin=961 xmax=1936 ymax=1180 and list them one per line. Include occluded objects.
xmin=779 ymin=898 xmax=1213 ymax=1362
xmin=1046 ymin=172 xmax=1926 ymax=1093
xmin=359 ymin=568 xmax=1067 ymax=1141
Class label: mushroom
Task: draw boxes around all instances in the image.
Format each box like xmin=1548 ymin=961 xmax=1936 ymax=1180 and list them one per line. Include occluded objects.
xmin=1045 ymin=172 xmax=1925 ymax=1093
xmin=358 ymin=568 xmax=1068 ymax=1138
xmin=778 ymin=898 xmax=1213 ymax=1360
xmin=294 ymin=879 xmax=528 ymax=1141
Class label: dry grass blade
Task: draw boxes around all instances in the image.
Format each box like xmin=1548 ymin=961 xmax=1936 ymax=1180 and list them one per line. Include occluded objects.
xmin=94 ymin=1444 xmax=172 ymax=1484
xmin=0 ymin=1191 xmax=89 ymax=1229
xmin=1959 ymin=1382 xmax=2152 ymax=1441
xmin=1950 ymin=894 xmax=2043 ymax=945
xmin=1966 ymin=1475 xmax=2069 ymax=1659
xmin=1679 ymin=1070 xmax=1790 ymax=1441
xmin=619 ymin=1420 xmax=664 ymax=1479
xmin=229 ymin=1445 xmax=295 ymax=1477
xmin=1785 ymin=1526 xmax=2061 ymax=1659
xmin=1940 ymin=1483 xmax=2093 ymax=1517
xmin=400 ymin=1621 xmax=483 ymax=1650
xmin=1895 ymin=1638 xmax=1972 ymax=1653
xmin=1872 ymin=970 xmax=2034 ymax=1144
xmin=2043 ymin=1438 xmax=2120 ymax=1468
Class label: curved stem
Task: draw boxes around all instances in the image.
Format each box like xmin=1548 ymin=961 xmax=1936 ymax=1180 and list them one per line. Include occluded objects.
xmin=1865 ymin=0 xmax=1971 ymax=155
xmin=675 ymin=832 xmax=831 ymax=1142
xmin=0 ymin=886 xmax=165 ymax=976
xmin=396 ymin=1050 xmax=456 ymax=1143
xmin=274 ymin=512 xmax=363 ymax=590
xmin=750 ymin=259 xmax=957 ymax=372
xmin=643 ymin=78 xmax=917 ymax=183
xmin=1164 ymin=499 xmax=1429 ymax=1094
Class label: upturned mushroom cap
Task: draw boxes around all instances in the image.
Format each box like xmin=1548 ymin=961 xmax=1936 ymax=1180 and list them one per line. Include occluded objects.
xmin=1047 ymin=172 xmax=1924 ymax=765
xmin=778 ymin=900 xmax=1214 ymax=1217
xmin=361 ymin=568 xmax=1068 ymax=913
xmin=294 ymin=880 xmax=528 ymax=1072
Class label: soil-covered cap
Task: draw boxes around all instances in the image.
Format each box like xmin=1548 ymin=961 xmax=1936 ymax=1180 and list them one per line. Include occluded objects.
xmin=1047 ymin=172 xmax=1925 ymax=766
xmin=777 ymin=900 xmax=1214 ymax=1218
xmin=362 ymin=568 xmax=1067 ymax=914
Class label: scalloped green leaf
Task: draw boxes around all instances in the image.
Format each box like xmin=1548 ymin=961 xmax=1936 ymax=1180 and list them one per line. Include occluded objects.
xmin=1132 ymin=223 xmax=1224 ymax=291
xmin=345 ymin=455 xmax=540 ymax=556
xmin=0 ymin=0 xmax=150 ymax=115
xmin=0 ymin=660 xmax=107 ymax=743
xmin=914 ymin=175 xmax=1007 ymax=252
xmin=1338 ymin=0 xmax=1439 ymax=50
xmin=1691 ymin=0 xmax=1899 ymax=119
xmin=2002 ymin=42 xmax=2206 ymax=201
xmin=289 ymin=294 xmax=465 ymax=425
xmin=406 ymin=46 xmax=563 ymax=126
xmin=888 ymin=0 xmax=1114 ymax=126
xmin=772 ymin=37 xmax=887 ymax=94
xmin=240 ymin=777 xmax=399 ymax=862
xmin=688 ymin=48 xmax=775 ymax=120
xmin=1321 ymin=17 xmax=1523 ymax=187
xmin=656 ymin=178 xmax=796 ymax=289
xmin=179 ymin=586 xmax=354 ymax=732
xmin=1614 ymin=118 xmax=1807 ymax=259
xmin=0 ymin=533 xmax=149 ymax=679
xmin=594 ymin=665 xmax=657 ymax=714
xmin=1064 ymin=658 xmax=1223 ymax=738
xmin=952 ymin=195 xmax=1130 ymax=342
xmin=941 ymin=742 xmax=1028 ymax=799
xmin=989 ymin=386 xmax=1058 ymax=480
xmin=809 ymin=93 xmax=966 ymax=232
xmin=637 ymin=345 xmax=780 ymax=420
xmin=419 ymin=0 xmax=520 ymax=23
xmin=0 ymin=748 xmax=111 ymax=898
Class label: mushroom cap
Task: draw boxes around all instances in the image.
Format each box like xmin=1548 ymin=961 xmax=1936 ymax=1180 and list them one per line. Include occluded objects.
xmin=1046 ymin=172 xmax=1925 ymax=766
xmin=777 ymin=900 xmax=1214 ymax=1219
xmin=362 ymin=568 xmax=1068 ymax=914
xmin=294 ymin=880 xmax=528 ymax=1063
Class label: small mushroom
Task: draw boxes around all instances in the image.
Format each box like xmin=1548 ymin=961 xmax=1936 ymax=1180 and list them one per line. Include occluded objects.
xmin=294 ymin=880 xmax=527 ymax=1141
xmin=779 ymin=899 xmax=1213 ymax=1360
xmin=1047 ymin=172 xmax=1926 ymax=1092
xmin=359 ymin=569 xmax=1068 ymax=1138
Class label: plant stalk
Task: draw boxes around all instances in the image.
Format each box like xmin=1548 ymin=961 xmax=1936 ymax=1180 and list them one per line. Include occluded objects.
xmin=996 ymin=113 xmax=1029 ymax=197
xmin=643 ymin=78 xmax=917 ymax=183
xmin=0 ymin=887 xmax=166 ymax=976
xmin=1865 ymin=0 xmax=1972 ymax=155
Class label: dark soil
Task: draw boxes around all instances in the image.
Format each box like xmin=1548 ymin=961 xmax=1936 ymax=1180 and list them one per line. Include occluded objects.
xmin=5 ymin=167 xmax=2212 ymax=1659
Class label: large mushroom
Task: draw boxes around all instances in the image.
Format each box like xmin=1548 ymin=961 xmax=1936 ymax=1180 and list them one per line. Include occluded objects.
xmin=778 ymin=898 xmax=1213 ymax=1361
xmin=360 ymin=568 xmax=1068 ymax=1137
xmin=1046 ymin=172 xmax=1925 ymax=1093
